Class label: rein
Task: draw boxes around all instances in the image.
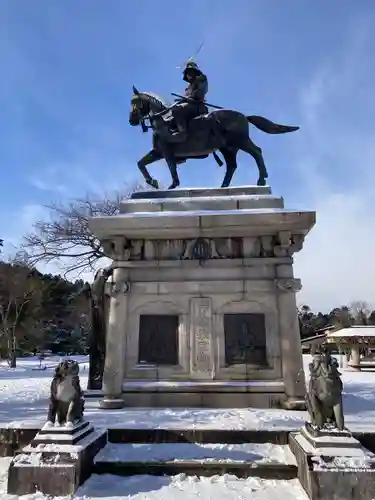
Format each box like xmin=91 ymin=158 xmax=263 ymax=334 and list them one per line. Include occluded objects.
xmin=136 ymin=92 xmax=173 ymax=132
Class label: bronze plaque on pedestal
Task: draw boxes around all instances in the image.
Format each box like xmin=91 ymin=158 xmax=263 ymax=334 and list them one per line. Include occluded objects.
xmin=138 ymin=314 xmax=179 ymax=365
xmin=224 ymin=313 xmax=266 ymax=365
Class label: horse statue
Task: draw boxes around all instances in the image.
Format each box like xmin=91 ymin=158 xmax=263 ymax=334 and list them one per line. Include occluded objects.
xmin=129 ymin=86 xmax=299 ymax=190
xmin=306 ymin=347 xmax=345 ymax=431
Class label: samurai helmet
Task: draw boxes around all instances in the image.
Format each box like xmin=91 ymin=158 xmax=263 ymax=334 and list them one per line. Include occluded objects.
xmin=183 ymin=59 xmax=202 ymax=81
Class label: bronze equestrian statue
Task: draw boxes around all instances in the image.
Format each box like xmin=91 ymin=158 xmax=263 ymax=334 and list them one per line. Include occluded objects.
xmin=129 ymin=64 xmax=300 ymax=190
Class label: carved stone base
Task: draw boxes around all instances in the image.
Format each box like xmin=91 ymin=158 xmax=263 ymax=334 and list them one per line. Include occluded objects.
xmin=99 ymin=397 xmax=125 ymax=409
xmin=32 ymin=420 xmax=94 ymax=446
xmin=88 ymin=186 xmax=316 ymax=408
xmin=289 ymin=424 xmax=375 ymax=500
xmin=304 ymin=422 xmax=352 ymax=440
xmin=7 ymin=422 xmax=106 ymax=496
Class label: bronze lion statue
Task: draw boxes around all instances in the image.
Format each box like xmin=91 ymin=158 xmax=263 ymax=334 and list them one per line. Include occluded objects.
xmin=45 ymin=359 xmax=84 ymax=428
xmin=306 ymin=347 xmax=345 ymax=431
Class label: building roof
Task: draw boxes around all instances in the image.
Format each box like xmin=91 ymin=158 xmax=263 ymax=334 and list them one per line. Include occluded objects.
xmin=313 ymin=325 xmax=336 ymax=333
xmin=301 ymin=333 xmax=327 ymax=345
xmin=328 ymin=326 xmax=375 ymax=338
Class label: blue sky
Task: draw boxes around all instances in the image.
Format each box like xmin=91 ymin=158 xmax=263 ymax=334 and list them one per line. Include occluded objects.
xmin=1 ymin=0 xmax=375 ymax=310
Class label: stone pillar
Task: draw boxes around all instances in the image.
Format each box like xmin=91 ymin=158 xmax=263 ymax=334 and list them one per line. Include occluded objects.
xmin=100 ymin=267 xmax=129 ymax=409
xmin=348 ymin=345 xmax=361 ymax=371
xmin=190 ymin=297 xmax=215 ymax=379
xmin=275 ymin=265 xmax=306 ymax=409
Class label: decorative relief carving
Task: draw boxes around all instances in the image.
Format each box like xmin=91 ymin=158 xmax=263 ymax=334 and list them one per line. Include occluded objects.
xmin=242 ymin=237 xmax=261 ymax=257
xmin=212 ymin=238 xmax=242 ymax=259
xmin=275 ymin=278 xmax=302 ymax=293
xmin=289 ymin=234 xmax=305 ymax=254
xmin=100 ymin=233 xmax=305 ymax=261
xmin=182 ymin=238 xmax=220 ymax=260
xmin=149 ymin=239 xmax=185 ymax=260
xmin=101 ymin=237 xmax=135 ymax=261
xmin=260 ymin=236 xmax=274 ymax=257
xmin=190 ymin=298 xmax=213 ymax=376
xmin=273 ymin=231 xmax=292 ymax=257
xmin=111 ymin=280 xmax=130 ymax=295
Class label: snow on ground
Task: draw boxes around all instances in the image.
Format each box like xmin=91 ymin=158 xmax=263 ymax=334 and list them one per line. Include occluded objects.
xmin=1 ymin=355 xmax=375 ymax=432
xmin=1 ymin=353 xmax=373 ymax=499
xmin=0 ymin=356 xmax=89 ymax=427
xmin=76 ymin=474 xmax=308 ymax=500
xmin=0 ymin=456 xmax=307 ymax=500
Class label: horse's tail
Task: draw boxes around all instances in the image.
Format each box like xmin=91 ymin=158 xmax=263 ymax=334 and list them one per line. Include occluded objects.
xmin=247 ymin=115 xmax=299 ymax=134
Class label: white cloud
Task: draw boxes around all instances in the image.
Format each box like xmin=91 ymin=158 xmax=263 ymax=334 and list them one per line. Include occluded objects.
xmin=295 ymin=191 xmax=375 ymax=311
xmin=293 ymin=15 xmax=375 ymax=312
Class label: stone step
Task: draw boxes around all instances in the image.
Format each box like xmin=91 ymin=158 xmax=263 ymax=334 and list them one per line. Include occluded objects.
xmin=120 ymin=194 xmax=284 ymax=214
xmin=93 ymin=442 xmax=297 ymax=479
xmin=130 ymin=185 xmax=272 ymax=200
xmin=107 ymin=428 xmax=290 ymax=445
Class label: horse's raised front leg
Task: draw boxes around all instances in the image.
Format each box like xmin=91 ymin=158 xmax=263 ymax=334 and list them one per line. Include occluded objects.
xmin=219 ymin=148 xmax=238 ymax=188
xmin=238 ymin=137 xmax=269 ymax=186
xmin=137 ymin=149 xmax=163 ymax=189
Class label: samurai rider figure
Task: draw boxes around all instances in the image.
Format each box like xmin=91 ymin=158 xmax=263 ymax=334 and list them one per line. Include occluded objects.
xmin=171 ymin=60 xmax=208 ymax=139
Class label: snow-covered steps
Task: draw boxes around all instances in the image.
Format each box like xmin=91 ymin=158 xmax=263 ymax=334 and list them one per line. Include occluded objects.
xmin=93 ymin=442 xmax=298 ymax=480
xmin=107 ymin=428 xmax=291 ymax=445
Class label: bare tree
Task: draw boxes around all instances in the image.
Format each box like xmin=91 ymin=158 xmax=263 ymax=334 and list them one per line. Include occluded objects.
xmin=0 ymin=261 xmax=45 ymax=367
xmin=349 ymin=300 xmax=371 ymax=325
xmin=20 ymin=183 xmax=144 ymax=277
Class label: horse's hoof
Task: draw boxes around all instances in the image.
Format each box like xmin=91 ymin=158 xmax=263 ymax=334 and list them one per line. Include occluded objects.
xmin=146 ymin=178 xmax=159 ymax=189
xmin=257 ymin=178 xmax=267 ymax=186
xmin=168 ymin=180 xmax=180 ymax=190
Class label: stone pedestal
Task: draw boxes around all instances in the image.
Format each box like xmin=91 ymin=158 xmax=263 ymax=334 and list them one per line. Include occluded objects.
xmin=7 ymin=421 xmax=106 ymax=496
xmin=88 ymin=185 xmax=315 ymax=409
xmin=290 ymin=424 xmax=375 ymax=500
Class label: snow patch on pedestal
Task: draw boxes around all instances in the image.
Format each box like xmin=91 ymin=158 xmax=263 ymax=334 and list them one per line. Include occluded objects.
xmin=24 ymin=428 xmax=104 ymax=454
xmin=311 ymin=455 xmax=374 ymax=471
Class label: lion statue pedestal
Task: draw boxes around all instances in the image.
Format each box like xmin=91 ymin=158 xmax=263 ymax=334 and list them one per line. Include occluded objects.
xmin=7 ymin=360 xmax=107 ymax=497
xmin=289 ymin=348 xmax=375 ymax=500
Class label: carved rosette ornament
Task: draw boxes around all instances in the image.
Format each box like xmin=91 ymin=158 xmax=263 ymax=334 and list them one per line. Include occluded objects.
xmin=275 ymin=278 xmax=302 ymax=293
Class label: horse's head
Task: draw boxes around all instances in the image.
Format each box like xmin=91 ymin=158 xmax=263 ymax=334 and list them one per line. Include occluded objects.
xmin=129 ymin=86 xmax=148 ymax=126
xmin=129 ymin=86 xmax=168 ymax=127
